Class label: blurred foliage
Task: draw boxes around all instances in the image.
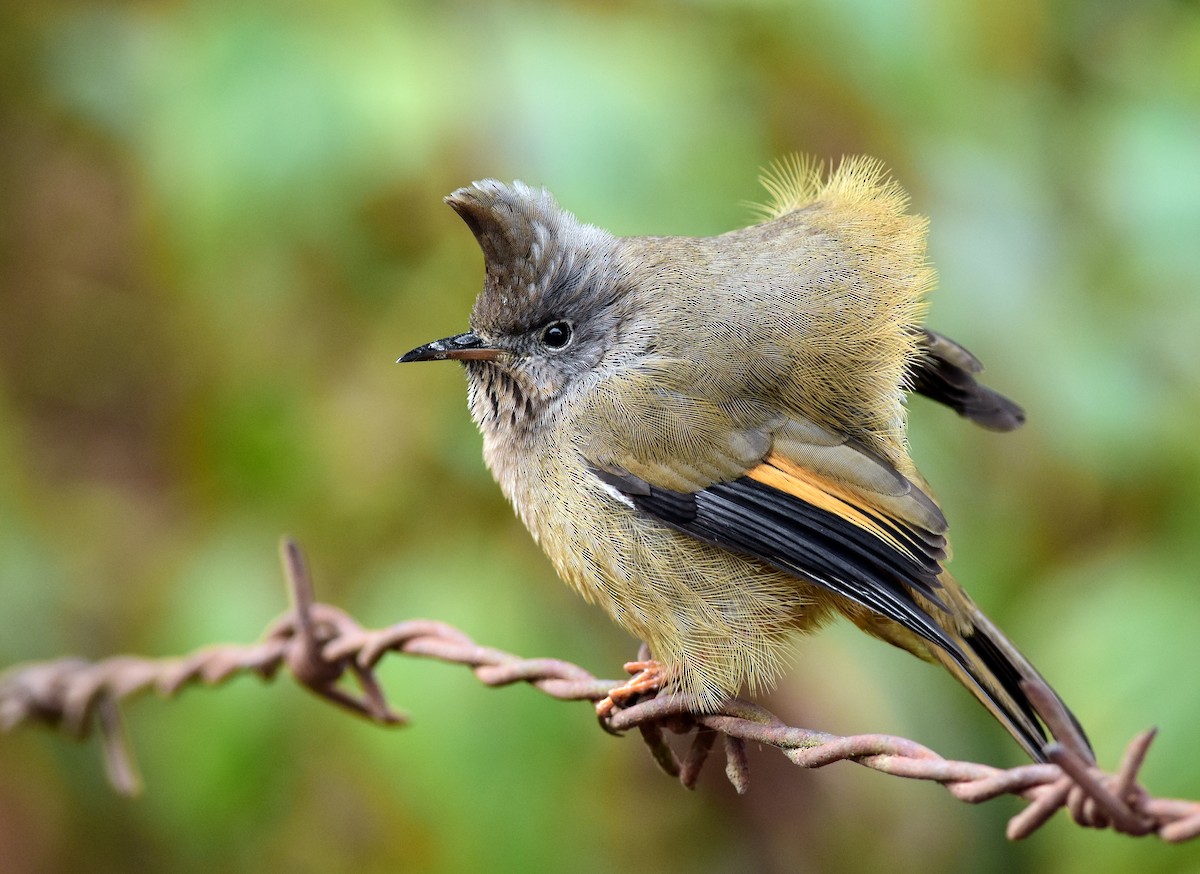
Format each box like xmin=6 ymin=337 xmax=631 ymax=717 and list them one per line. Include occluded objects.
xmin=2 ymin=0 xmax=1199 ymax=871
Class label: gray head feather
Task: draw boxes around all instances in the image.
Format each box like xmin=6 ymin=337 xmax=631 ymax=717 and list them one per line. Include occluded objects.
xmin=446 ymin=181 xmax=641 ymax=439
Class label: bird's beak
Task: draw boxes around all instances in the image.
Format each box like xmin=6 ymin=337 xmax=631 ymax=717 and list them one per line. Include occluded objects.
xmin=397 ymin=331 xmax=503 ymax=363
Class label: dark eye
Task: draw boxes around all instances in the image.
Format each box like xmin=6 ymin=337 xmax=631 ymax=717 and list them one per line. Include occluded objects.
xmin=540 ymin=320 xmax=573 ymax=349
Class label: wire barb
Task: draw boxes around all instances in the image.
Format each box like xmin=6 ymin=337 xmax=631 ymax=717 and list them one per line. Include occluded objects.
xmin=1 ymin=537 xmax=1197 ymax=842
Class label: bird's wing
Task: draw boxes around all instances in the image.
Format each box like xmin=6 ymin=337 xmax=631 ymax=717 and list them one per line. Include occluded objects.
xmin=580 ymin=366 xmax=1057 ymax=759
xmin=908 ymin=328 xmax=1026 ymax=431
xmin=581 ymin=357 xmax=952 ymax=645
xmin=585 ymin=410 xmax=956 ymax=656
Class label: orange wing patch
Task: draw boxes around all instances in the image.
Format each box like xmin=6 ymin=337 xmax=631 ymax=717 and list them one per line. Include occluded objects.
xmin=746 ymin=453 xmax=918 ymax=561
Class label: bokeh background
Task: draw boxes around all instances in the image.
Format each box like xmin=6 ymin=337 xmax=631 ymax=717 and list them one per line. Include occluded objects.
xmin=2 ymin=1 xmax=1199 ymax=872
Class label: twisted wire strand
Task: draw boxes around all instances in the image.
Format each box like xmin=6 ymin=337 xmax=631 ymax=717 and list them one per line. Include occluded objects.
xmin=1 ymin=538 xmax=1198 ymax=842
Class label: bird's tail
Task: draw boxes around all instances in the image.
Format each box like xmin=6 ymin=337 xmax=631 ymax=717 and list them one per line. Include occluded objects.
xmin=928 ymin=595 xmax=1091 ymax=764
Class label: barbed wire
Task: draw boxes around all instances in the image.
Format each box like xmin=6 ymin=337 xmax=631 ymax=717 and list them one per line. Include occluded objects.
xmin=2 ymin=537 xmax=1198 ymax=842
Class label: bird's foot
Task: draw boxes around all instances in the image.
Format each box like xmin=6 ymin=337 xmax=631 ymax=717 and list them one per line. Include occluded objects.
xmin=595 ymin=660 xmax=664 ymax=718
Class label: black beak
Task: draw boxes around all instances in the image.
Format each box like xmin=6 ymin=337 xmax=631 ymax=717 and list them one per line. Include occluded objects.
xmin=397 ymin=331 xmax=503 ymax=363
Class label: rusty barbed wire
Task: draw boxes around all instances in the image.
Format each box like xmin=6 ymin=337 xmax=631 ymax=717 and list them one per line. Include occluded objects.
xmin=2 ymin=538 xmax=1199 ymax=842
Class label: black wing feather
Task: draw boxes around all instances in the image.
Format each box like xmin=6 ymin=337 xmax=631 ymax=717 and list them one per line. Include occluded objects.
xmin=591 ymin=463 xmax=1059 ymax=760
xmin=617 ymin=472 xmax=961 ymax=656
xmin=909 ymin=328 xmax=1026 ymax=431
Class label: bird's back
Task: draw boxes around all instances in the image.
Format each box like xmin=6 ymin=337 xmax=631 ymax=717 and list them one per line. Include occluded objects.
xmin=612 ymin=157 xmax=933 ymax=475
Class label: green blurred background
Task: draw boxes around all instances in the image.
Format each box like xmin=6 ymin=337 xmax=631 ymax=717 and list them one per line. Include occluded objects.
xmin=2 ymin=1 xmax=1199 ymax=871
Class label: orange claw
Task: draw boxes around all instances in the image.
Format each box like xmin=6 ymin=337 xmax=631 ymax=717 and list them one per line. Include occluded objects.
xmin=595 ymin=660 xmax=664 ymax=718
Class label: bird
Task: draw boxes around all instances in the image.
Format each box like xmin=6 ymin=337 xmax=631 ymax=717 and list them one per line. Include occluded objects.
xmin=400 ymin=156 xmax=1086 ymax=762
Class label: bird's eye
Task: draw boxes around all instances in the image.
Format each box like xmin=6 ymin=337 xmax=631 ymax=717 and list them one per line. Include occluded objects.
xmin=540 ymin=320 xmax=573 ymax=349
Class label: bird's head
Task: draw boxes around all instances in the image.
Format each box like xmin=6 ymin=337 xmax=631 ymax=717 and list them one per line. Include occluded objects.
xmin=400 ymin=181 xmax=635 ymax=436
